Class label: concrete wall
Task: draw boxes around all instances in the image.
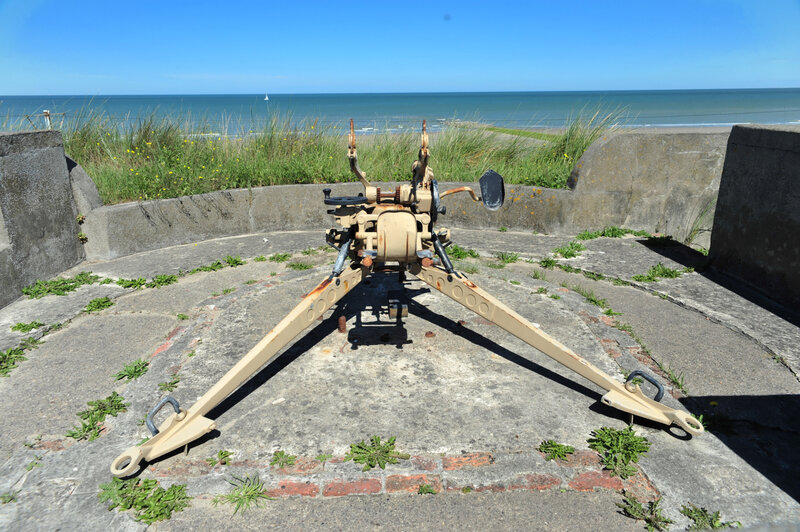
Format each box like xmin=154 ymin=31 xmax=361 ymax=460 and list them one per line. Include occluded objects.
xmin=0 ymin=131 xmax=84 ymax=308
xmin=709 ymin=125 xmax=800 ymax=309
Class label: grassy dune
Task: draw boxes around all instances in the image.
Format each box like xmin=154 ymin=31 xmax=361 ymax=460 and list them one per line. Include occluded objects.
xmin=39 ymin=112 xmax=615 ymax=204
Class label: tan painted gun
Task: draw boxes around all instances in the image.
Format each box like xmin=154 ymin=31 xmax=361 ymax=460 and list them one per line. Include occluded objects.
xmin=110 ymin=120 xmax=702 ymax=477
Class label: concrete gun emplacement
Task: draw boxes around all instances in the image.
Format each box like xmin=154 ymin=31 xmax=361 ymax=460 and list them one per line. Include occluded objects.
xmin=110 ymin=120 xmax=703 ymax=477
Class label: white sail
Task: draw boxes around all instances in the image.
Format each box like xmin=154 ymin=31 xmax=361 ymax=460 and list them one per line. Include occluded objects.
xmin=264 ymin=94 xmax=269 ymax=101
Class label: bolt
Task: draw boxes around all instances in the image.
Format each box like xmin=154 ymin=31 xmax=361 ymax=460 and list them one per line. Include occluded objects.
xmin=338 ymin=315 xmax=347 ymax=333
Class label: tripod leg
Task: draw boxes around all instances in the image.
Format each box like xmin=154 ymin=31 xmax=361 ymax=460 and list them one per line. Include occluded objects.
xmin=111 ymin=263 xmax=369 ymax=477
xmin=408 ymin=264 xmax=703 ymax=436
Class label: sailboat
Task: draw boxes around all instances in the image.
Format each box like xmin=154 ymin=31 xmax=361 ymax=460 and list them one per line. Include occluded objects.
xmin=264 ymin=94 xmax=269 ymax=101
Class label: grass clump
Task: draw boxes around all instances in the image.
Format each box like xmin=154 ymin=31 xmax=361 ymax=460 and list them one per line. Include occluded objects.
xmin=66 ymin=391 xmax=129 ymax=441
xmin=206 ymin=450 xmax=234 ymax=467
xmin=538 ymin=440 xmax=575 ymax=461
xmin=224 ymin=255 xmax=245 ymax=267
xmin=417 ymin=484 xmax=437 ymax=495
xmin=571 ymin=285 xmax=608 ymax=308
xmin=554 ymin=240 xmax=586 ymax=258
xmin=158 ymin=374 xmax=180 ymax=392
xmin=270 ymin=450 xmax=296 ymax=468
xmin=587 ymin=426 xmax=650 ymax=479
xmin=344 ymin=435 xmax=410 ymax=472
xmin=19 ymin=337 xmax=43 ymax=350
xmin=539 ymin=257 xmax=557 ymax=269
xmin=0 ymin=347 xmax=27 ymax=377
xmin=287 ymin=261 xmax=313 ymax=271
xmin=495 ymin=251 xmax=520 ymax=264
xmin=22 ymin=272 xmax=101 ymax=298
xmin=576 ymin=226 xmax=651 ymax=240
xmin=254 ymin=255 xmax=267 ymax=262
xmin=54 ymin=112 xmax=615 ymax=204
xmin=448 ymin=244 xmax=480 ymax=260
xmin=84 ymin=296 xmax=114 ymax=313
xmin=1 ymin=490 xmax=19 ymax=504
xmin=11 ymin=321 xmax=45 ymax=333
xmin=177 ymin=313 xmax=189 ymax=320
xmin=114 ymin=359 xmax=149 ymax=381
xmin=146 ymin=274 xmax=178 ymax=288
xmin=269 ymin=252 xmax=291 ymax=263
xmin=616 ymin=491 xmax=673 ymax=531
xmin=98 ymin=477 xmax=190 ymax=524
xmin=212 ymin=473 xmax=273 ymax=514
xmin=189 ymin=260 xmax=225 ymax=274
xmin=632 ymin=263 xmax=684 ymax=283
xmin=116 ymin=277 xmax=147 ymax=289
xmin=680 ymin=502 xmax=741 ymax=529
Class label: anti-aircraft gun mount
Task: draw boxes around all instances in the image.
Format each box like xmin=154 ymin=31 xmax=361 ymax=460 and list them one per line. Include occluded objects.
xmin=110 ymin=120 xmax=703 ymax=477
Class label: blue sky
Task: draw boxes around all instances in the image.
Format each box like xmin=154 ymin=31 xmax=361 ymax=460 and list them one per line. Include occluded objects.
xmin=1 ymin=0 xmax=799 ymax=95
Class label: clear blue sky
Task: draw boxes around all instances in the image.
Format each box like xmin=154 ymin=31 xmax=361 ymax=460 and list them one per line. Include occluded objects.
xmin=2 ymin=0 xmax=799 ymax=95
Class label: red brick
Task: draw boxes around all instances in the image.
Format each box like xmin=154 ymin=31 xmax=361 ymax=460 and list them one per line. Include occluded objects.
xmin=556 ymin=287 xmax=569 ymax=293
xmin=277 ymin=457 xmax=321 ymax=475
xmin=622 ymin=471 xmax=660 ymax=502
xmin=386 ymin=474 xmax=442 ymax=494
xmin=152 ymin=340 xmax=173 ymax=357
xmin=568 ymin=470 xmax=624 ymax=491
xmin=266 ymin=480 xmax=319 ymax=498
xmin=600 ymin=315 xmax=616 ymax=326
xmin=323 ymin=479 xmax=382 ymax=497
xmin=166 ymin=326 xmax=185 ymax=341
xmin=508 ymin=473 xmax=561 ymax=491
xmin=564 ymin=450 xmax=601 ymax=468
xmin=442 ymin=453 xmax=494 ymax=470
xmin=411 ymin=456 xmax=437 ymax=471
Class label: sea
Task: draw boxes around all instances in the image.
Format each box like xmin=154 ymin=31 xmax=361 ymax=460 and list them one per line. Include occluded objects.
xmin=2 ymin=89 xmax=800 ymax=135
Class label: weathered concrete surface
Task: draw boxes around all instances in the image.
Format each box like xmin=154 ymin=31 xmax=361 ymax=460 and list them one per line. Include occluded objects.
xmin=567 ymin=129 xmax=729 ymax=245
xmin=1 ymin=230 xmax=798 ymax=530
xmin=709 ymin=124 xmax=800 ymax=310
xmin=0 ymin=131 xmax=84 ymax=308
xmin=66 ymin=156 xmax=103 ymax=216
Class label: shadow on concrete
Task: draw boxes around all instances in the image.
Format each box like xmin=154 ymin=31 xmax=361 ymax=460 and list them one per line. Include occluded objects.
xmin=682 ymin=394 xmax=800 ymax=502
xmin=642 ymin=239 xmax=800 ymax=327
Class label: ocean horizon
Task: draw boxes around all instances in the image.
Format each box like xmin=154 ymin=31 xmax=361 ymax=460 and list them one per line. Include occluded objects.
xmin=3 ymin=88 xmax=800 ymax=134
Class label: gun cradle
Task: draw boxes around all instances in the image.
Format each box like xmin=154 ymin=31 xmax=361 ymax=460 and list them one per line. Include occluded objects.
xmin=110 ymin=120 xmax=702 ymax=478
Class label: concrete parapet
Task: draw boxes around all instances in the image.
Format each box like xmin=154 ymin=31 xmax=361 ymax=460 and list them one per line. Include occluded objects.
xmin=567 ymin=129 xmax=729 ymax=243
xmin=709 ymin=124 xmax=800 ymax=309
xmin=0 ymin=131 xmax=84 ymax=307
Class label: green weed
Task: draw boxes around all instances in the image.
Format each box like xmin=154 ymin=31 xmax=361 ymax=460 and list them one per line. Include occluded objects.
xmin=571 ymin=285 xmax=608 ymax=308
xmin=460 ymin=264 xmax=479 ymax=274
xmin=206 ymin=450 xmax=234 ymax=467
xmin=587 ymin=426 xmax=650 ymax=479
xmin=114 ymin=359 xmax=149 ymax=381
xmin=616 ymin=491 xmax=673 ymax=531
xmin=536 ymin=287 xmax=548 ymax=294
xmin=116 ymin=277 xmax=147 ymax=289
xmin=158 ymin=374 xmax=180 ymax=392
xmin=187 ymin=350 xmax=196 ymax=358
xmin=647 ymin=235 xmax=675 ymax=245
xmin=315 ymin=452 xmax=333 ymax=471
xmin=582 ymin=271 xmax=606 ymax=281
xmin=417 ymin=484 xmax=437 ymax=495
xmin=146 ymin=274 xmax=178 ymax=288
xmin=224 ymin=255 xmax=245 ymax=267
xmin=1 ymin=347 xmax=27 ymax=377
xmin=287 ymin=262 xmax=313 ymax=271
xmin=11 ymin=321 xmax=45 ymax=333
xmin=269 ymin=252 xmax=291 ymax=263
xmin=222 ymin=287 xmax=235 ymax=295
xmin=98 ymin=477 xmax=191 ymax=524
xmin=539 ymin=257 xmax=557 ymax=269
xmin=549 ymin=294 xmax=561 ymax=300
xmin=189 ymin=260 xmax=225 ymax=274
xmin=177 ymin=313 xmax=189 ymax=320
xmin=448 ymin=244 xmax=480 ymax=260
xmin=254 ymin=255 xmax=267 ymax=262
xmin=486 ymin=262 xmax=506 ymax=269
xmin=245 ymin=279 xmax=259 ymax=285
xmin=84 ymin=297 xmax=114 ymax=313
xmin=499 ymin=226 xmax=508 ymax=232
xmin=680 ymin=503 xmax=740 ymax=529
xmin=556 ymin=263 xmax=581 ymax=273
xmin=0 ymin=490 xmax=19 ymax=504
xmin=66 ymin=392 xmax=129 ymax=441
xmin=510 ymin=280 xmax=521 ymax=285
xmin=538 ymin=440 xmax=575 ymax=461
xmin=19 ymin=337 xmax=43 ymax=350
xmin=576 ymin=226 xmax=651 ymax=240
xmin=554 ymin=240 xmax=586 ymax=258
xmin=212 ymin=473 xmax=272 ymax=515
xmin=270 ymin=450 xmax=296 ymax=468
xmin=530 ymin=269 xmax=547 ymax=280
xmin=344 ymin=435 xmax=410 ymax=471
xmin=461 ymin=486 xmax=473 ymax=494
xmin=495 ymin=251 xmax=520 ymax=264
xmin=301 ymin=247 xmax=319 ymax=255
xmin=22 ymin=272 xmax=101 ymax=298
xmin=632 ymin=263 xmax=683 ymax=283
xmin=603 ymin=308 xmax=622 ymax=316
xmin=26 ymin=455 xmax=43 ymax=471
